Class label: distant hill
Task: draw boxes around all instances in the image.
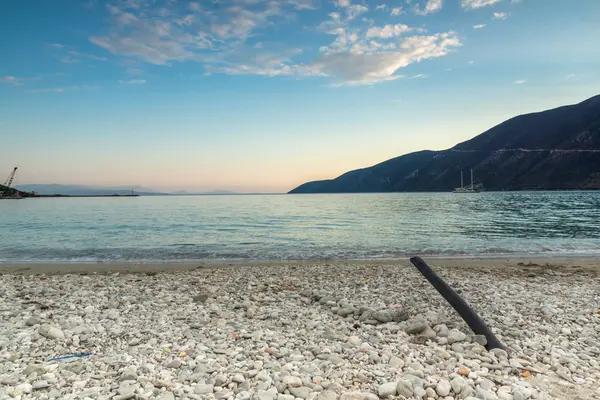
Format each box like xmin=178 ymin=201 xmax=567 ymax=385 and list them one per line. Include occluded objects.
xmin=290 ymin=94 xmax=600 ymax=193
xmin=14 ymin=184 xmax=168 ymax=196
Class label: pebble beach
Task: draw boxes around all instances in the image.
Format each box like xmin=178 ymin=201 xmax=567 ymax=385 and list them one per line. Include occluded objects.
xmin=1 ymin=258 xmax=599 ymax=400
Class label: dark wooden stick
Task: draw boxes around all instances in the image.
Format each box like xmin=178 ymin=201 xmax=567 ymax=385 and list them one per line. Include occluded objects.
xmin=409 ymin=256 xmax=506 ymax=350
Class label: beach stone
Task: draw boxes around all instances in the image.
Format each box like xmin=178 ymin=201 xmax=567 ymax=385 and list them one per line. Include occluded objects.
xmin=479 ymin=379 xmax=494 ymax=391
xmin=436 ymin=379 xmax=451 ymax=397
xmin=378 ymin=382 xmax=397 ymax=398
xmin=159 ymin=393 xmax=176 ymax=400
xmin=32 ymin=380 xmax=50 ymax=390
xmin=409 ymin=386 xmax=425 ymax=399
xmin=26 ymin=317 xmax=42 ymax=326
xmin=450 ymin=376 xmax=467 ymax=394
xmin=476 ymin=388 xmax=499 ymax=400
xmin=389 ymin=356 xmax=404 ymax=368
xmin=556 ymin=367 xmax=571 ymax=381
xmin=447 ymin=329 xmax=467 ymax=343
xmin=425 ymin=388 xmax=437 ymax=398
xmin=283 ymin=376 xmax=303 ymax=388
xmin=359 ymin=310 xmax=374 ymax=322
xmin=497 ymin=387 xmax=513 ymax=400
xmin=489 ymin=348 xmax=508 ymax=359
xmin=214 ymin=374 xmax=228 ymax=386
xmin=348 ymin=336 xmax=361 ymax=346
xmin=405 ymin=322 xmax=428 ymax=335
xmin=391 ymin=310 xmax=409 ymax=322
xmin=373 ymin=311 xmax=392 ymax=323
xmin=193 ymin=294 xmax=209 ymax=303
xmin=167 ymin=358 xmax=182 ymax=368
xmin=317 ymin=391 xmax=338 ymax=400
xmin=289 ymin=386 xmax=311 ymax=399
xmin=233 ymin=373 xmax=245 ymax=383
xmin=471 ymin=335 xmax=488 ymax=346
xmin=38 ymin=324 xmax=64 ymax=340
xmin=418 ymin=326 xmax=437 ymax=339
xmin=119 ymin=367 xmax=138 ymax=382
xmin=15 ymin=383 xmax=33 ymax=394
xmin=338 ymin=307 xmax=355 ymax=317
xmin=396 ymin=379 xmax=413 ymax=398
xmin=153 ymin=379 xmax=171 ymax=388
xmin=329 ymin=355 xmax=345 ymax=366
xmin=195 ymin=384 xmax=214 ymax=394
xmin=114 ymin=394 xmax=135 ymax=400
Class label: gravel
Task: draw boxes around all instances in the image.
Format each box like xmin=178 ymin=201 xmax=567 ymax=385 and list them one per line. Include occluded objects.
xmin=0 ymin=260 xmax=598 ymax=400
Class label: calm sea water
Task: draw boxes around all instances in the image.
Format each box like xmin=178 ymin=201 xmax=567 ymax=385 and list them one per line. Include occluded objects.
xmin=1 ymin=192 xmax=600 ymax=263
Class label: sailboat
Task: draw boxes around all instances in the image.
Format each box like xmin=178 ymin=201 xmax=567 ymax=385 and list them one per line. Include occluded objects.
xmin=453 ymin=169 xmax=480 ymax=193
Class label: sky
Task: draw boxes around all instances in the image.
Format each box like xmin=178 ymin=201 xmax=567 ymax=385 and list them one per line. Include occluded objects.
xmin=1 ymin=0 xmax=599 ymax=193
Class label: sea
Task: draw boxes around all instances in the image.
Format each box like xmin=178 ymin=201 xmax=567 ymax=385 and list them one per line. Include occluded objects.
xmin=1 ymin=192 xmax=600 ymax=263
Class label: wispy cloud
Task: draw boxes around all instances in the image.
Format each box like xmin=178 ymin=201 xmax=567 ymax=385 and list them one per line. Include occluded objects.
xmin=118 ymin=79 xmax=147 ymax=84
xmin=84 ymin=0 xmax=461 ymax=86
xmin=513 ymin=79 xmax=526 ymax=84
xmin=566 ymin=74 xmax=577 ymax=80
xmin=366 ymin=24 xmax=412 ymax=39
xmin=0 ymin=76 xmax=23 ymax=86
xmin=51 ymin=44 xmax=109 ymax=63
xmin=493 ymin=12 xmax=509 ymax=20
xmin=473 ymin=24 xmax=486 ymax=29
xmin=462 ymin=0 xmax=503 ymax=9
xmin=27 ymin=88 xmax=65 ymax=93
xmin=415 ymin=0 xmax=443 ymax=16
xmin=315 ymin=31 xmax=462 ymax=86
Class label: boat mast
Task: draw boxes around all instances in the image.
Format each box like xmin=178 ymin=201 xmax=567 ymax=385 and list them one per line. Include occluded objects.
xmin=470 ymin=169 xmax=474 ymax=190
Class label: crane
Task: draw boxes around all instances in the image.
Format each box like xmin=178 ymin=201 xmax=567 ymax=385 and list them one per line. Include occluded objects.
xmin=4 ymin=167 xmax=18 ymax=188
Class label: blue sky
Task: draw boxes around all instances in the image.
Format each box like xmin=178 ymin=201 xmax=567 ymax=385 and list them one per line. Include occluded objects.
xmin=1 ymin=0 xmax=599 ymax=192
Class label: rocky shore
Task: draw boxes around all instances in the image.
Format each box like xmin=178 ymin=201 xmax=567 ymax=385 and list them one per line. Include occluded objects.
xmin=1 ymin=260 xmax=599 ymax=400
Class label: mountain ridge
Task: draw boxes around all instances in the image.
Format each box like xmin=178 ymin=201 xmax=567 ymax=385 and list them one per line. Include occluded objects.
xmin=289 ymin=95 xmax=600 ymax=193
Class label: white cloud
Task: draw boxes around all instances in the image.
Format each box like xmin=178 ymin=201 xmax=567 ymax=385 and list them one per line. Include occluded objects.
xmin=29 ymin=88 xmax=65 ymax=93
xmin=413 ymin=73 xmax=427 ymax=78
xmin=334 ymin=0 xmax=351 ymax=7
xmin=461 ymin=0 xmax=503 ymax=9
xmin=346 ymin=4 xmax=369 ymax=19
xmin=513 ymin=79 xmax=526 ymax=84
xmin=0 ymin=76 xmax=23 ymax=86
xmin=473 ymin=24 xmax=486 ymax=29
xmin=86 ymin=0 xmax=462 ymax=86
xmin=566 ymin=74 xmax=577 ymax=80
xmin=493 ymin=12 xmax=508 ymax=19
xmin=390 ymin=7 xmax=403 ymax=15
xmin=415 ymin=0 xmax=443 ymax=15
xmin=375 ymin=4 xmax=387 ymax=11
xmin=312 ymin=31 xmax=461 ymax=85
xmin=366 ymin=24 xmax=412 ymax=39
xmin=118 ymin=79 xmax=147 ymax=84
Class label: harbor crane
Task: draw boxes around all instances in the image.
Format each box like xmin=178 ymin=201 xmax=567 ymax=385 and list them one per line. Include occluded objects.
xmin=4 ymin=167 xmax=18 ymax=188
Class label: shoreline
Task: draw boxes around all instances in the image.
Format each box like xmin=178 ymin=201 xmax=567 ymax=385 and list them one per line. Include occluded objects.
xmin=1 ymin=256 xmax=600 ymax=275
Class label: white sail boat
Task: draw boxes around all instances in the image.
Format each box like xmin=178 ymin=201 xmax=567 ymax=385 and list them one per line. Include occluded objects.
xmin=453 ymin=169 xmax=479 ymax=193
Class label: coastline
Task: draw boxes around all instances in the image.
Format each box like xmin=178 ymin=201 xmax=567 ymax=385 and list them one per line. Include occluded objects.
xmin=1 ymin=256 xmax=600 ymax=275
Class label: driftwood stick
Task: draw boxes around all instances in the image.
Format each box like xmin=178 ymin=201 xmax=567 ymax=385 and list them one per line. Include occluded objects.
xmin=409 ymin=256 xmax=506 ymax=351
